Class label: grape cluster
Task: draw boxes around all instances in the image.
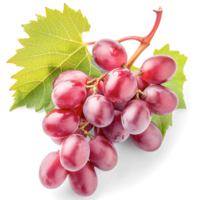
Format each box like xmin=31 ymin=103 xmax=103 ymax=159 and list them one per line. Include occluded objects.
xmin=39 ymin=39 xmax=178 ymax=196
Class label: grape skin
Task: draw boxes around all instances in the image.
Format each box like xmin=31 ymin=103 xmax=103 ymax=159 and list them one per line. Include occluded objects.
xmin=92 ymin=39 xmax=127 ymax=71
xmin=69 ymin=161 xmax=98 ymax=196
xmin=121 ymin=100 xmax=151 ymax=135
xmin=89 ymin=136 xmax=118 ymax=171
xmin=113 ymin=101 xmax=128 ymax=112
xmin=52 ymin=70 xmax=92 ymax=89
xmin=60 ymin=134 xmax=90 ymax=172
xmin=42 ymin=109 xmax=79 ymax=138
xmin=52 ymin=80 xmax=86 ymax=109
xmin=83 ymin=94 xmax=114 ymax=127
xmin=129 ymin=122 xmax=162 ymax=152
xmin=132 ymin=71 xmax=149 ymax=91
xmin=102 ymin=110 xmax=130 ymax=143
xmin=104 ymin=68 xmax=137 ymax=103
xmin=94 ymin=127 xmax=105 ymax=137
xmin=39 ymin=151 xmax=68 ymax=189
xmin=141 ymin=55 xmax=177 ymax=84
xmin=141 ymin=85 xmax=178 ymax=115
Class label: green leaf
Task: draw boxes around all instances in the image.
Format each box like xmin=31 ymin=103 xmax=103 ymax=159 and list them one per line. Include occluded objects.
xmin=130 ymin=44 xmax=187 ymax=138
xmin=8 ymin=4 xmax=101 ymax=113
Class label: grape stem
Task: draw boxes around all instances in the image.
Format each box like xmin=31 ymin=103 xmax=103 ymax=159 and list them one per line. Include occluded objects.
xmin=85 ymin=72 xmax=108 ymax=94
xmin=137 ymin=89 xmax=147 ymax=98
xmin=80 ymin=121 xmax=95 ymax=139
xmin=85 ymin=7 xmax=163 ymax=69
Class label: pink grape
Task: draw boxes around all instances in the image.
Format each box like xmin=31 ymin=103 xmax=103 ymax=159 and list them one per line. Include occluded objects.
xmin=92 ymin=39 xmax=127 ymax=71
xmin=52 ymin=80 xmax=86 ymax=109
xmin=59 ymin=134 xmax=90 ymax=171
xmin=52 ymin=70 xmax=92 ymax=88
xmin=104 ymin=68 xmax=137 ymax=103
xmin=69 ymin=161 xmax=98 ymax=196
xmin=132 ymin=71 xmax=149 ymax=91
xmin=39 ymin=151 xmax=68 ymax=189
xmin=102 ymin=110 xmax=130 ymax=143
xmin=83 ymin=94 xmax=114 ymax=127
xmin=141 ymin=85 xmax=178 ymax=115
xmin=129 ymin=122 xmax=162 ymax=152
xmin=42 ymin=109 xmax=79 ymax=138
xmin=121 ymin=100 xmax=151 ymax=135
xmin=140 ymin=55 xmax=177 ymax=84
xmin=89 ymin=136 xmax=118 ymax=171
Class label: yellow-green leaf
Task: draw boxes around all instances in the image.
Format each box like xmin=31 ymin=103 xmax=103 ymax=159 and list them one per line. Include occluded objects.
xmin=8 ymin=4 xmax=101 ymax=113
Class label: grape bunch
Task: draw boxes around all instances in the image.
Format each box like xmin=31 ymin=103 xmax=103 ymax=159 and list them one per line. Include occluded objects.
xmin=39 ymin=39 xmax=178 ymax=196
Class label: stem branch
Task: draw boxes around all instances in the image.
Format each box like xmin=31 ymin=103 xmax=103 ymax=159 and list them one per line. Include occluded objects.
xmin=80 ymin=121 xmax=95 ymax=140
xmin=85 ymin=7 xmax=163 ymax=70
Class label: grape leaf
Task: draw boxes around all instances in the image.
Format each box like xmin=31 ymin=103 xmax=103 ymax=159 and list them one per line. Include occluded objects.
xmin=8 ymin=4 xmax=101 ymax=113
xmin=130 ymin=44 xmax=187 ymax=138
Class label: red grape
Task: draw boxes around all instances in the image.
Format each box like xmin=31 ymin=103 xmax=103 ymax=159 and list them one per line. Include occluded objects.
xmin=71 ymin=104 xmax=83 ymax=116
xmin=42 ymin=109 xmax=79 ymax=138
xmin=52 ymin=80 xmax=86 ymax=109
xmin=104 ymin=68 xmax=137 ymax=103
xmin=69 ymin=161 xmax=98 ymax=196
xmin=39 ymin=151 xmax=68 ymax=189
xmin=132 ymin=71 xmax=149 ymax=91
xmin=94 ymin=127 xmax=105 ymax=137
xmin=129 ymin=122 xmax=162 ymax=152
xmin=102 ymin=110 xmax=129 ymax=143
xmin=140 ymin=55 xmax=177 ymax=84
xmin=141 ymin=85 xmax=178 ymax=115
xmin=92 ymin=39 xmax=127 ymax=71
xmin=89 ymin=136 xmax=118 ymax=171
xmin=52 ymin=70 xmax=92 ymax=88
xmin=59 ymin=134 xmax=90 ymax=172
xmin=51 ymin=137 xmax=66 ymax=145
xmin=113 ymin=101 xmax=128 ymax=112
xmin=121 ymin=100 xmax=151 ymax=135
xmin=83 ymin=94 xmax=114 ymax=127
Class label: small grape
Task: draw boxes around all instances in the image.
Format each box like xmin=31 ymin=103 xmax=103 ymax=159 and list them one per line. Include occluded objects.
xmin=132 ymin=71 xmax=149 ymax=91
xmin=89 ymin=136 xmax=118 ymax=171
xmin=129 ymin=122 xmax=162 ymax=152
xmin=121 ymin=99 xmax=151 ymax=135
xmin=39 ymin=151 xmax=68 ymax=189
xmin=140 ymin=55 xmax=177 ymax=84
xmin=92 ymin=39 xmax=127 ymax=71
xmin=59 ymin=134 xmax=90 ymax=172
xmin=69 ymin=161 xmax=98 ymax=196
xmin=83 ymin=94 xmax=114 ymax=127
xmin=113 ymin=101 xmax=128 ymax=112
xmin=141 ymin=85 xmax=178 ymax=115
xmin=94 ymin=127 xmax=105 ymax=137
xmin=104 ymin=68 xmax=137 ymax=103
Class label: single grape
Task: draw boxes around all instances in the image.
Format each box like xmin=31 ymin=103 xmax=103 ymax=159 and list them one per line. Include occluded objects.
xmin=129 ymin=122 xmax=162 ymax=152
xmin=39 ymin=151 xmax=68 ymax=189
xmin=52 ymin=70 xmax=92 ymax=89
xmin=140 ymin=55 xmax=177 ymax=84
xmin=92 ymin=39 xmax=127 ymax=71
xmin=59 ymin=134 xmax=90 ymax=172
xmin=42 ymin=109 xmax=79 ymax=138
xmin=102 ymin=110 xmax=129 ymax=143
xmin=89 ymin=136 xmax=118 ymax=171
xmin=83 ymin=94 xmax=114 ymax=127
xmin=121 ymin=100 xmax=151 ymax=135
xmin=132 ymin=71 xmax=149 ymax=91
xmin=141 ymin=85 xmax=178 ymax=115
xmin=69 ymin=161 xmax=98 ymax=196
xmin=104 ymin=68 xmax=137 ymax=103
xmin=52 ymin=80 xmax=86 ymax=109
